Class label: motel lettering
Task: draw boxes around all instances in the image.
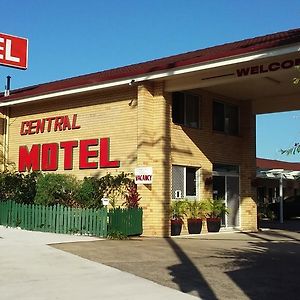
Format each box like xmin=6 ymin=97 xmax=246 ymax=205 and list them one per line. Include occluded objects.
xmin=18 ymin=138 xmax=120 ymax=172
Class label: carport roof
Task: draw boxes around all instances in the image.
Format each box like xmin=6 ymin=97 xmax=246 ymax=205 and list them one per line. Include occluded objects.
xmin=1 ymin=28 xmax=300 ymax=103
xmin=257 ymin=158 xmax=300 ymax=171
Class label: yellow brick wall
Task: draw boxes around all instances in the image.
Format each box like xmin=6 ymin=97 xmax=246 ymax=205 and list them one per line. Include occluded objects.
xmin=137 ymin=82 xmax=171 ymax=236
xmin=170 ymin=89 xmax=257 ymax=232
xmin=3 ymin=82 xmax=257 ymax=235
xmin=7 ymin=86 xmax=138 ymax=179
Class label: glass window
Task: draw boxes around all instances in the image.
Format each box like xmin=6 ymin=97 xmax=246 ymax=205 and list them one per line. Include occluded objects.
xmin=172 ymin=92 xmax=200 ymax=128
xmin=172 ymin=92 xmax=184 ymax=125
xmin=172 ymin=165 xmax=198 ymax=199
xmin=186 ymin=167 xmax=197 ymax=196
xmin=213 ymin=101 xmax=225 ymax=132
xmin=213 ymin=101 xmax=239 ymax=135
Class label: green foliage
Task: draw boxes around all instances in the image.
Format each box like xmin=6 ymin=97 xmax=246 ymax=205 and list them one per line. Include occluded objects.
xmin=77 ymin=172 xmax=133 ymax=208
xmin=170 ymin=200 xmax=186 ymax=221
xmin=281 ymin=143 xmax=300 ymax=156
xmin=99 ymin=172 xmax=132 ymax=208
xmin=107 ymin=230 xmax=128 ymax=240
xmin=204 ymin=198 xmax=228 ymax=218
xmin=184 ymin=200 xmax=206 ymax=219
xmin=0 ymin=171 xmax=40 ymax=204
xmin=76 ymin=177 xmax=104 ymax=209
xmin=34 ymin=173 xmax=80 ymax=206
xmin=257 ymin=202 xmax=276 ymax=220
xmin=0 ymin=171 xmax=134 ymax=209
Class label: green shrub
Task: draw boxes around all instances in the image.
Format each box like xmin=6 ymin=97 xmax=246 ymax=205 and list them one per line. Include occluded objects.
xmin=107 ymin=230 xmax=128 ymax=240
xmin=0 ymin=171 xmax=40 ymax=204
xmin=76 ymin=177 xmax=104 ymax=209
xmin=34 ymin=173 xmax=80 ymax=207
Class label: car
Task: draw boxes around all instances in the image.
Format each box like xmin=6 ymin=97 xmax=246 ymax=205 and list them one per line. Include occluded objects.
xmin=268 ymin=195 xmax=300 ymax=220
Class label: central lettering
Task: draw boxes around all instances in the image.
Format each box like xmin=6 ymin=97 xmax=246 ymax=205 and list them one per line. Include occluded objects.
xmin=20 ymin=114 xmax=81 ymax=135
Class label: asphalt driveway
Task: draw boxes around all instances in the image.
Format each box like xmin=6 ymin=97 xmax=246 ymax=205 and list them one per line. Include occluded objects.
xmin=53 ymin=221 xmax=300 ymax=300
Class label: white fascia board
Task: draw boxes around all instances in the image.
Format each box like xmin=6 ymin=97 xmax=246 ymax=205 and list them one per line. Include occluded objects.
xmin=1 ymin=43 xmax=299 ymax=107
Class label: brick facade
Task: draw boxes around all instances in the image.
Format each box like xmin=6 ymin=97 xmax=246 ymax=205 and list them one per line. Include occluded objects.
xmin=0 ymin=82 xmax=257 ymax=236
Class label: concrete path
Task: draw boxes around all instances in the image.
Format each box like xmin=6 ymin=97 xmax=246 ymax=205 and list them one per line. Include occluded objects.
xmin=0 ymin=226 xmax=198 ymax=300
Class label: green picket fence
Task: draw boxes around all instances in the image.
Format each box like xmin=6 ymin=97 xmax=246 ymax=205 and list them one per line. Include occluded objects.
xmin=0 ymin=201 xmax=143 ymax=237
xmin=108 ymin=207 xmax=143 ymax=236
xmin=0 ymin=201 xmax=107 ymax=237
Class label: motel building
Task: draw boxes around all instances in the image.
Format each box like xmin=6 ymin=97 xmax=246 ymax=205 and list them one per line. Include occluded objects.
xmin=0 ymin=28 xmax=300 ymax=236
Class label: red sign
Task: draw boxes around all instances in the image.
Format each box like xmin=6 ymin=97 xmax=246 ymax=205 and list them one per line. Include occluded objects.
xmin=0 ymin=32 xmax=28 ymax=69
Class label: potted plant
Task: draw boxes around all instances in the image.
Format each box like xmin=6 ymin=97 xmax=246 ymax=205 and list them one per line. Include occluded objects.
xmin=184 ymin=200 xmax=205 ymax=234
xmin=204 ymin=198 xmax=228 ymax=232
xmin=170 ymin=200 xmax=185 ymax=236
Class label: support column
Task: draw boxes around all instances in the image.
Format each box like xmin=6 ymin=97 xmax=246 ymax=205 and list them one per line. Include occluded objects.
xmin=240 ymin=100 xmax=257 ymax=231
xmin=137 ymin=82 xmax=171 ymax=236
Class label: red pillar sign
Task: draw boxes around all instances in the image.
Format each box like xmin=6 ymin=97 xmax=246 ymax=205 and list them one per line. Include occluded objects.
xmin=0 ymin=32 xmax=28 ymax=69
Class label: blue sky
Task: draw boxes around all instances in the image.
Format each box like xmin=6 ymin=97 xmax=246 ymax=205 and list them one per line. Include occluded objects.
xmin=1 ymin=0 xmax=300 ymax=161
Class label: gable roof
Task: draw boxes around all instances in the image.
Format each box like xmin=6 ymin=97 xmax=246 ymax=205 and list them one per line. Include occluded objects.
xmin=256 ymin=158 xmax=300 ymax=171
xmin=1 ymin=28 xmax=300 ymax=103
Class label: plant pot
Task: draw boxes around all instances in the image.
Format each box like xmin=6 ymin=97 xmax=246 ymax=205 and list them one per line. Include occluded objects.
xmin=187 ymin=218 xmax=202 ymax=234
xmin=171 ymin=220 xmax=183 ymax=236
xmin=206 ymin=218 xmax=221 ymax=232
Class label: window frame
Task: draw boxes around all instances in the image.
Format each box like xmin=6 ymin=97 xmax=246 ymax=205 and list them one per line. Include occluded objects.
xmin=172 ymin=92 xmax=201 ymax=129
xmin=172 ymin=165 xmax=199 ymax=200
xmin=213 ymin=100 xmax=239 ymax=135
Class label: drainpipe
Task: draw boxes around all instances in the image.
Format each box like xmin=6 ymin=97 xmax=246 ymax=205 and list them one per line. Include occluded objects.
xmin=3 ymin=106 xmax=10 ymax=171
xmin=3 ymin=76 xmax=11 ymax=170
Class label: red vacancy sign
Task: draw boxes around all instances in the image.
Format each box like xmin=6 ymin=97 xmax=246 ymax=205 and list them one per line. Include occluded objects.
xmin=0 ymin=32 xmax=28 ymax=69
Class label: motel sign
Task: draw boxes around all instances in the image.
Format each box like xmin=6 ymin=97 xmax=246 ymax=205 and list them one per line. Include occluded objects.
xmin=0 ymin=32 xmax=28 ymax=69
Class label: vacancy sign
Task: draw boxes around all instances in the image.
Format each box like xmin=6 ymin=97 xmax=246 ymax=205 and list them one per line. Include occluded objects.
xmin=135 ymin=167 xmax=153 ymax=185
xmin=0 ymin=32 xmax=28 ymax=69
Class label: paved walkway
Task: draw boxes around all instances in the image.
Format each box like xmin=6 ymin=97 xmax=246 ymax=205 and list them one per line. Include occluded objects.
xmin=0 ymin=226 xmax=197 ymax=300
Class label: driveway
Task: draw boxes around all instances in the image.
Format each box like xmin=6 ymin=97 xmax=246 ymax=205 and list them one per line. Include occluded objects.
xmin=0 ymin=226 xmax=197 ymax=300
xmin=53 ymin=221 xmax=300 ymax=300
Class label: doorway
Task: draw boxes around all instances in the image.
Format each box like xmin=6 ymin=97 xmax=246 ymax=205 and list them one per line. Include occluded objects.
xmin=212 ymin=164 xmax=240 ymax=228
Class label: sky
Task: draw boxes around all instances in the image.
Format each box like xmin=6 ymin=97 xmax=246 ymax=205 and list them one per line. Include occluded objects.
xmin=0 ymin=0 xmax=300 ymax=162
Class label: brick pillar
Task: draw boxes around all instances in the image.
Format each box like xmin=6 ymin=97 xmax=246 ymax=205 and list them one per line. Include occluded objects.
xmin=240 ymin=100 xmax=257 ymax=231
xmin=137 ymin=82 xmax=171 ymax=237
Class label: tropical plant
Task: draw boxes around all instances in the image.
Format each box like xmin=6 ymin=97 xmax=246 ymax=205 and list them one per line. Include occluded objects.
xmin=204 ymin=198 xmax=228 ymax=218
xmin=122 ymin=182 xmax=141 ymax=208
xmin=170 ymin=200 xmax=185 ymax=223
xmin=98 ymin=172 xmax=132 ymax=208
xmin=184 ymin=200 xmax=206 ymax=219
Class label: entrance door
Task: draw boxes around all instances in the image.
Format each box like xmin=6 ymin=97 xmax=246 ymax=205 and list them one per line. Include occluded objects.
xmin=212 ymin=164 xmax=240 ymax=228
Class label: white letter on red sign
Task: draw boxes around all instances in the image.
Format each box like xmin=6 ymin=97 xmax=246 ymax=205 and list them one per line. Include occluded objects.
xmin=5 ymin=39 xmax=20 ymax=62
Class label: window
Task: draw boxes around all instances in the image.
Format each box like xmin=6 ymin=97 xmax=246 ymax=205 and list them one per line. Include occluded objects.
xmin=213 ymin=101 xmax=239 ymax=135
xmin=172 ymin=165 xmax=198 ymax=199
xmin=172 ymin=92 xmax=200 ymax=128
